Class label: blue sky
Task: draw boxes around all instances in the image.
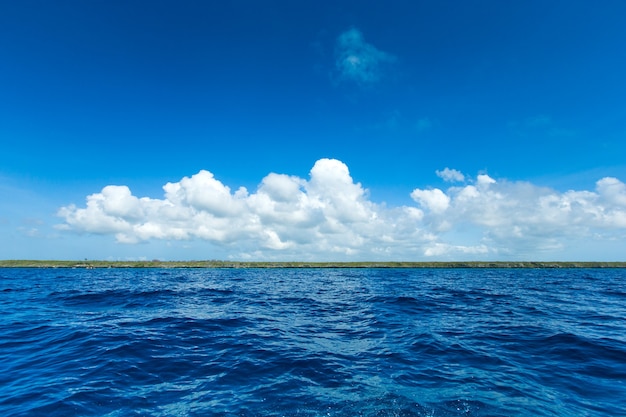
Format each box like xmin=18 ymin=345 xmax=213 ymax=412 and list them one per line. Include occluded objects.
xmin=1 ymin=1 xmax=626 ymax=261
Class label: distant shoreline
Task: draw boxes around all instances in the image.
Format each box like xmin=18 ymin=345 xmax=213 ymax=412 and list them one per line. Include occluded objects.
xmin=1 ymin=260 xmax=625 ymax=268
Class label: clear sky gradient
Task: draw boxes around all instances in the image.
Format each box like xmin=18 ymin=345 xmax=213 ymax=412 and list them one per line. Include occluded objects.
xmin=2 ymin=1 xmax=626 ymax=261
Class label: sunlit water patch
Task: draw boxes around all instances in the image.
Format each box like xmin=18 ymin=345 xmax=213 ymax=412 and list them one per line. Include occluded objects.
xmin=1 ymin=268 xmax=625 ymax=416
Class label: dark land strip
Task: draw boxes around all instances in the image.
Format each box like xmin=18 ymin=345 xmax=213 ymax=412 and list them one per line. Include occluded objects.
xmin=1 ymin=260 xmax=625 ymax=268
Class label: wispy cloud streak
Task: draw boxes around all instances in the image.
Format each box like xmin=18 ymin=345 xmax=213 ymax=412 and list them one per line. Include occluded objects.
xmin=334 ymin=28 xmax=396 ymax=85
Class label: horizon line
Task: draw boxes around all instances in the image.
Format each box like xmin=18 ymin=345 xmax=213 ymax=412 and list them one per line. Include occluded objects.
xmin=1 ymin=260 xmax=625 ymax=269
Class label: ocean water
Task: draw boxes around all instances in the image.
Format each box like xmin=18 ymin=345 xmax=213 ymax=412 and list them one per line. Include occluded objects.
xmin=1 ymin=268 xmax=625 ymax=417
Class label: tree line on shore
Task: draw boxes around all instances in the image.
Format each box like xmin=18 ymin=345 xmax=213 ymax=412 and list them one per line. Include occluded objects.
xmin=1 ymin=260 xmax=625 ymax=268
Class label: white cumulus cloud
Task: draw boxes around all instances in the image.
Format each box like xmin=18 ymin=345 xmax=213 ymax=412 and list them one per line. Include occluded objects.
xmin=58 ymin=160 xmax=626 ymax=260
xmin=436 ymin=168 xmax=465 ymax=183
xmin=410 ymin=173 xmax=626 ymax=257
xmin=410 ymin=188 xmax=450 ymax=214
xmin=335 ymin=28 xmax=396 ymax=85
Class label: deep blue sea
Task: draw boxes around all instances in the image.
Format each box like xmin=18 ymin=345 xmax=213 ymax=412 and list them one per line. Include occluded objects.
xmin=1 ymin=268 xmax=625 ymax=416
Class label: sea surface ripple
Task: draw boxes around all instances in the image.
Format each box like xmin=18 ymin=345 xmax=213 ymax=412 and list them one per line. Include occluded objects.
xmin=1 ymin=268 xmax=625 ymax=416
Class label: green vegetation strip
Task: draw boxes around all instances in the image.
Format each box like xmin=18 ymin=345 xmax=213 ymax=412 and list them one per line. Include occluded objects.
xmin=0 ymin=260 xmax=625 ymax=268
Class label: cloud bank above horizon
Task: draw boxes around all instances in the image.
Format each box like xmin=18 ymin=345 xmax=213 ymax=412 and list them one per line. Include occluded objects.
xmin=56 ymin=159 xmax=626 ymax=261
